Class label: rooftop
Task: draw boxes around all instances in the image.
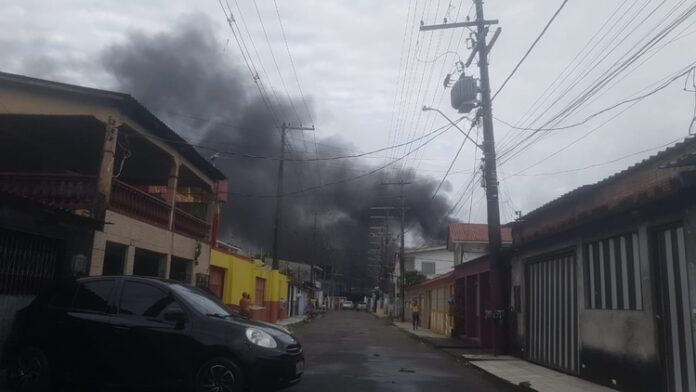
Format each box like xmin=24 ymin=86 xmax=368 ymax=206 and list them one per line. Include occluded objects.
xmin=515 ymin=135 xmax=696 ymax=242
xmin=448 ymin=223 xmax=513 ymax=243
xmin=0 ymin=71 xmax=226 ymax=181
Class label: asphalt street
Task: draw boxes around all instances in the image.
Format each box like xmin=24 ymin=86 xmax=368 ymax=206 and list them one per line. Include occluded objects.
xmin=286 ymin=311 xmax=516 ymax=392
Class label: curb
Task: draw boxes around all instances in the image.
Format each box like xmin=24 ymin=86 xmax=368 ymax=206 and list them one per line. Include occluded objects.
xmin=389 ymin=321 xmax=463 ymax=361
xmin=389 ymin=321 xmax=538 ymax=392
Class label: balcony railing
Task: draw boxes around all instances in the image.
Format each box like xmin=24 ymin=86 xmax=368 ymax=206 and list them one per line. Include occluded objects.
xmin=111 ymin=179 xmax=171 ymax=229
xmin=0 ymin=173 xmax=211 ymax=241
xmin=174 ymin=208 xmax=210 ymax=241
xmin=0 ymin=173 xmax=97 ymax=210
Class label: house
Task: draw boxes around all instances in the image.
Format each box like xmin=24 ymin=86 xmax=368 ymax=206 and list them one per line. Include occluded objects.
xmin=403 ymin=245 xmax=454 ymax=278
xmin=0 ymin=71 xmax=226 ymax=287
xmin=453 ymin=251 xmax=511 ymax=352
xmin=275 ymin=259 xmax=323 ymax=317
xmin=404 ymin=271 xmax=455 ymax=336
xmin=444 ymin=223 xmax=513 ymax=352
xmin=448 ymin=223 xmax=512 ymax=265
xmin=0 ymin=190 xmax=101 ymax=352
xmin=509 ymin=137 xmax=696 ymax=392
xmin=209 ymin=246 xmax=289 ymax=323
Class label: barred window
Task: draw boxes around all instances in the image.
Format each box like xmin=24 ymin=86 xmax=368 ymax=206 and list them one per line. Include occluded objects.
xmin=583 ymin=233 xmax=642 ymax=310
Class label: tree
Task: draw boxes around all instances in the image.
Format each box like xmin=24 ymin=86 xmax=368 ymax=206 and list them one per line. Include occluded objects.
xmin=404 ymin=270 xmax=427 ymax=287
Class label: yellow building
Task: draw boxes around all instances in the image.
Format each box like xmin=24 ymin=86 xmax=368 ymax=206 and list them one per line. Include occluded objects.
xmin=210 ymin=248 xmax=289 ymax=322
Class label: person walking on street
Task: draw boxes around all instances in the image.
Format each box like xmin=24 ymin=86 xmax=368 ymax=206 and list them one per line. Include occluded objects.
xmin=239 ymin=292 xmax=251 ymax=318
xmin=411 ymin=299 xmax=421 ymax=330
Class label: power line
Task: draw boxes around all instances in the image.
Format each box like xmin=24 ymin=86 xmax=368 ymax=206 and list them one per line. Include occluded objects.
xmin=499 ymin=5 xmax=696 ymax=163
xmin=496 ymin=0 xmax=650 ymax=154
xmin=431 ymin=120 xmax=475 ymax=200
xmin=218 ymin=0 xmax=279 ymax=123
xmin=273 ymin=0 xmax=314 ymax=125
xmin=491 ymin=0 xmax=570 ymax=100
xmin=509 ymin=136 xmax=685 ymax=177
xmin=390 ymin=0 xmax=437 ymax=175
xmin=252 ymin=0 xmax=302 ymax=124
xmin=493 ymin=65 xmax=696 ymax=133
xmin=222 ymin=119 xmax=462 ymax=162
xmin=219 ymin=119 xmax=457 ymax=198
xmin=410 ymin=0 xmax=468 ymax=176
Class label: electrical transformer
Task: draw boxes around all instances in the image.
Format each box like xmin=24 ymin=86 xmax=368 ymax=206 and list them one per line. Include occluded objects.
xmin=450 ymin=75 xmax=478 ymax=114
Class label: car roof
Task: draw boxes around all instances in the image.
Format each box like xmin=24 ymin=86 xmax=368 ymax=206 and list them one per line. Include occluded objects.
xmin=76 ymin=275 xmax=185 ymax=288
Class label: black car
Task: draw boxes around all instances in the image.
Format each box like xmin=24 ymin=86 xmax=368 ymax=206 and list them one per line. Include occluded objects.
xmin=1 ymin=276 xmax=304 ymax=391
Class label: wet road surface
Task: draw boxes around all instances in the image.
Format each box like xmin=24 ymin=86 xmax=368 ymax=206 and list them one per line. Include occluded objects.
xmin=286 ymin=311 xmax=516 ymax=392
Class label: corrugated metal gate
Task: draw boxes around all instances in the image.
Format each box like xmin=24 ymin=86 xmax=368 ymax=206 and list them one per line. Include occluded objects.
xmin=526 ymin=252 xmax=578 ymax=374
xmin=0 ymin=228 xmax=61 ymax=350
xmin=655 ymin=226 xmax=696 ymax=392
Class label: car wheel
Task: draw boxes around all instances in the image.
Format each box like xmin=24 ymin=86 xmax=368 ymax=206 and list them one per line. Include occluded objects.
xmin=195 ymin=357 xmax=243 ymax=392
xmin=7 ymin=347 xmax=50 ymax=392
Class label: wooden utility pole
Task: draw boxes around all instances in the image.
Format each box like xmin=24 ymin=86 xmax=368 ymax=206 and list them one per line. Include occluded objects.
xmin=271 ymin=123 xmax=315 ymax=270
xmin=421 ymin=0 xmax=504 ymax=353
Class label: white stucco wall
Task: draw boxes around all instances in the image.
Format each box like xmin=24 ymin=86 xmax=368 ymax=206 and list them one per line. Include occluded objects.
xmin=410 ymin=248 xmax=454 ymax=277
xmin=90 ymin=209 xmax=211 ymax=284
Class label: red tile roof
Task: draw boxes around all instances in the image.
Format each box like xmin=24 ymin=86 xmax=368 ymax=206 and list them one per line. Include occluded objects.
xmin=448 ymin=223 xmax=512 ymax=243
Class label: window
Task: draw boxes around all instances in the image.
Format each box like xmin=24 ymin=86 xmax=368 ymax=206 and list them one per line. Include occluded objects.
xmin=118 ymin=281 xmax=173 ymax=318
xmin=73 ymin=280 xmax=114 ymax=312
xmin=255 ymin=277 xmax=266 ymax=306
xmin=169 ymin=257 xmax=192 ymax=283
xmin=421 ymin=262 xmax=436 ymax=275
xmin=133 ymin=248 xmax=164 ymax=277
xmin=583 ymin=233 xmax=642 ymax=310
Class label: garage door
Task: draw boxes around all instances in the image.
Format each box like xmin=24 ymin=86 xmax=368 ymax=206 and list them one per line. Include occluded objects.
xmin=655 ymin=226 xmax=696 ymax=392
xmin=0 ymin=228 xmax=61 ymax=353
xmin=526 ymin=252 xmax=578 ymax=374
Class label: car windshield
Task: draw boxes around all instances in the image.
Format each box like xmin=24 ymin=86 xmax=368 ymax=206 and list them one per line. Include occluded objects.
xmin=170 ymin=284 xmax=234 ymax=318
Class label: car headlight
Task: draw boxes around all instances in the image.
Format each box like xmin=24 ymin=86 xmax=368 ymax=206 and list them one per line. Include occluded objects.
xmin=245 ymin=328 xmax=277 ymax=348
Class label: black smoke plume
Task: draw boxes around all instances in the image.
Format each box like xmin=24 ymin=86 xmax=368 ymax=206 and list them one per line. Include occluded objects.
xmin=101 ymin=15 xmax=453 ymax=291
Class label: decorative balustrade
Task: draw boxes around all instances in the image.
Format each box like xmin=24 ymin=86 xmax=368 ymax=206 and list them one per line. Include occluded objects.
xmin=174 ymin=208 xmax=210 ymax=240
xmin=0 ymin=173 xmax=97 ymax=210
xmin=0 ymin=174 xmax=210 ymax=241
xmin=111 ymin=179 xmax=171 ymax=229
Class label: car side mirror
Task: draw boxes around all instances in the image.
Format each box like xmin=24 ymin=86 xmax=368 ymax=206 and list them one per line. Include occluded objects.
xmin=164 ymin=308 xmax=187 ymax=326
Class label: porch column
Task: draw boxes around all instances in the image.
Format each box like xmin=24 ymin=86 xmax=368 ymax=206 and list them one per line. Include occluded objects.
xmin=166 ymin=159 xmax=180 ymax=230
xmin=95 ymin=117 xmax=119 ymax=220
xmin=124 ymin=244 xmax=135 ymax=275
xmin=162 ymin=254 xmax=172 ymax=279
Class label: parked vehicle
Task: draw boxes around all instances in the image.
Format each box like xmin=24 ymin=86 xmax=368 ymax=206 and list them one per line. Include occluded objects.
xmin=341 ymin=300 xmax=354 ymax=310
xmin=1 ymin=276 xmax=304 ymax=391
xmin=356 ymin=302 xmax=368 ymax=311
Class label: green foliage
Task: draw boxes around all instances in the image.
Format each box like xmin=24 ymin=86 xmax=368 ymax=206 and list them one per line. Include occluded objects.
xmin=404 ymin=270 xmax=427 ymax=286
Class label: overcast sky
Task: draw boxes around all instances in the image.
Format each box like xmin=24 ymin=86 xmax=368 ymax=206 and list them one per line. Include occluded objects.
xmin=2 ymin=0 xmax=695 ymax=225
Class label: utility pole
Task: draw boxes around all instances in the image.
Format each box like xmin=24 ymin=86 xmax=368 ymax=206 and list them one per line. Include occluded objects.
xmin=380 ymin=181 xmax=410 ymax=321
xmin=311 ymin=211 xmax=317 ymax=296
xmin=421 ymin=0 xmax=503 ymax=353
xmin=271 ymin=123 xmax=315 ymax=270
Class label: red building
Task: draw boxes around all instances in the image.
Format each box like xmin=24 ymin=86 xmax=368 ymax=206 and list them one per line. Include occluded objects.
xmin=449 ymin=223 xmax=512 ymax=353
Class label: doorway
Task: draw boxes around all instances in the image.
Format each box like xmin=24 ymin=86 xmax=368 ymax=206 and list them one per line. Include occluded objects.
xmin=102 ymin=242 xmax=127 ymax=275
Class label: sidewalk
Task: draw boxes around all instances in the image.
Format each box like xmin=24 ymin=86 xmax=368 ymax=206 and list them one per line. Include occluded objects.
xmin=276 ymin=314 xmax=306 ymax=327
xmin=392 ymin=321 xmax=617 ymax=392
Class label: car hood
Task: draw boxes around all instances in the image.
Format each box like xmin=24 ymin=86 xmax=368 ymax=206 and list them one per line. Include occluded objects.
xmin=223 ymin=316 xmax=292 ymax=337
